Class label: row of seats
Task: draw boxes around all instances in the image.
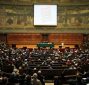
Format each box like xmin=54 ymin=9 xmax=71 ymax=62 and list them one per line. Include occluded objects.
xmin=29 ymin=66 xmax=68 ymax=69
xmin=31 ymin=69 xmax=77 ymax=80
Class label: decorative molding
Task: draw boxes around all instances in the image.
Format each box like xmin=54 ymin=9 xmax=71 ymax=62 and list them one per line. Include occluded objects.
xmin=0 ymin=28 xmax=89 ymax=33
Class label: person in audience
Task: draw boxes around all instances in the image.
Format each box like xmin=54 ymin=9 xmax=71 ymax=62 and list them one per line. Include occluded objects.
xmin=37 ymin=70 xmax=45 ymax=85
xmin=31 ymin=73 xmax=42 ymax=85
xmin=9 ymin=68 xmax=20 ymax=85
xmin=48 ymin=64 xmax=53 ymax=69
xmin=54 ymin=76 xmax=61 ymax=85
xmin=69 ymin=65 xmax=76 ymax=69
xmin=19 ymin=73 xmax=26 ymax=85
xmin=0 ymin=42 xmax=89 ymax=84
xmin=25 ymin=74 xmax=32 ymax=85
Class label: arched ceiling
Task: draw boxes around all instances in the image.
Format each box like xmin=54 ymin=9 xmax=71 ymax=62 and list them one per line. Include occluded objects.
xmin=1 ymin=0 xmax=89 ymax=4
xmin=0 ymin=0 xmax=89 ymax=6
xmin=13 ymin=0 xmax=89 ymax=3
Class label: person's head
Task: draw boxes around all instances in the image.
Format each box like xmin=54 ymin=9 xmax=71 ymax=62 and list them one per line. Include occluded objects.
xmin=38 ymin=70 xmax=41 ymax=74
xmin=32 ymin=73 xmax=38 ymax=79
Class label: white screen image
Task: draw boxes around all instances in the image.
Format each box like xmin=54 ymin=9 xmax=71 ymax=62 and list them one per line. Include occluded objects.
xmin=34 ymin=5 xmax=57 ymax=26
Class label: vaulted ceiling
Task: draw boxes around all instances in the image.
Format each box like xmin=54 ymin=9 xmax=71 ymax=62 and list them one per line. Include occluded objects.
xmin=1 ymin=0 xmax=89 ymax=3
xmin=10 ymin=0 xmax=89 ymax=2
xmin=0 ymin=0 xmax=89 ymax=6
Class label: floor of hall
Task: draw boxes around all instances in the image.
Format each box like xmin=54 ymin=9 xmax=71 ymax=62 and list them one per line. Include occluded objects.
xmin=45 ymin=83 xmax=69 ymax=85
xmin=45 ymin=83 xmax=53 ymax=85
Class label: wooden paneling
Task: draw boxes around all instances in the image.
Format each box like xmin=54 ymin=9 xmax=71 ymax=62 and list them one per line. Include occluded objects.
xmin=7 ymin=33 xmax=83 ymax=48
xmin=59 ymin=33 xmax=83 ymax=45
xmin=49 ymin=33 xmax=83 ymax=45
xmin=7 ymin=33 xmax=42 ymax=45
xmin=49 ymin=34 xmax=60 ymax=44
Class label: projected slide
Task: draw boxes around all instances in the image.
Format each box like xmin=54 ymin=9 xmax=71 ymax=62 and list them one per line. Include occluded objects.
xmin=34 ymin=5 xmax=57 ymax=26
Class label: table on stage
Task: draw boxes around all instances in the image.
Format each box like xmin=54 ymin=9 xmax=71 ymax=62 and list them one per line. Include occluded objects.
xmin=37 ymin=42 xmax=54 ymax=48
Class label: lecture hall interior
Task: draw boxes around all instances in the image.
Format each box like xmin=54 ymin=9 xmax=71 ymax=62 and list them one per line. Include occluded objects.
xmin=0 ymin=0 xmax=89 ymax=85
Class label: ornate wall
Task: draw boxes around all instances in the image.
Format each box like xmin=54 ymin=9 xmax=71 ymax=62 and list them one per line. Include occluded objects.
xmin=6 ymin=33 xmax=83 ymax=48
xmin=0 ymin=0 xmax=88 ymax=48
xmin=0 ymin=1 xmax=89 ymax=33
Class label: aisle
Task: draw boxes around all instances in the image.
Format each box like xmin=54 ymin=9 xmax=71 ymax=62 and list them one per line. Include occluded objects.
xmin=45 ymin=83 xmax=69 ymax=85
xmin=45 ymin=83 xmax=54 ymax=85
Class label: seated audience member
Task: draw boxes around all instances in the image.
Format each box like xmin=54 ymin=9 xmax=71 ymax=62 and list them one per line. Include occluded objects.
xmin=54 ymin=76 xmax=61 ymax=85
xmin=37 ymin=70 xmax=45 ymax=85
xmin=0 ymin=73 xmax=5 ymax=85
xmin=25 ymin=74 xmax=32 ymax=85
xmin=8 ymin=68 xmax=19 ymax=85
xmin=19 ymin=73 xmax=26 ymax=85
xmin=31 ymin=73 xmax=42 ymax=85
xmin=48 ymin=64 xmax=53 ymax=69
xmin=69 ymin=65 xmax=76 ymax=69
xmin=33 ymin=68 xmax=37 ymax=73
xmin=42 ymin=60 xmax=47 ymax=65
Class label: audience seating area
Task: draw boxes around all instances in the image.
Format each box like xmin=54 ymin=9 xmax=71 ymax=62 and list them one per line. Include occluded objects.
xmin=0 ymin=42 xmax=89 ymax=85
